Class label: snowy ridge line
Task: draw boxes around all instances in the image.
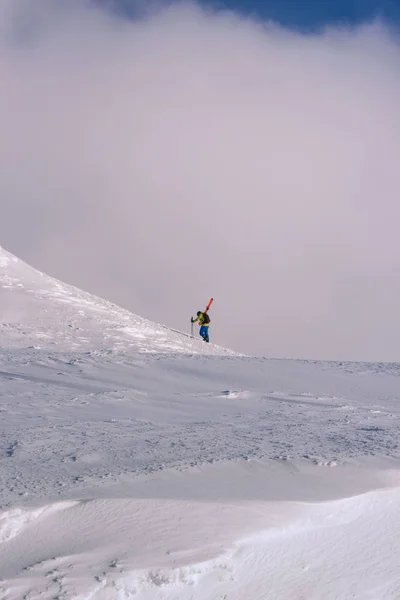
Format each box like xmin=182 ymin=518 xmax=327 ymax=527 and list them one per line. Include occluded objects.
xmin=292 ymin=359 xmax=400 ymax=377
xmin=263 ymin=357 xmax=400 ymax=376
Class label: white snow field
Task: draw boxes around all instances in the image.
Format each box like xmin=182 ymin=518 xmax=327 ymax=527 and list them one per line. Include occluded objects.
xmin=1 ymin=246 xmax=400 ymax=600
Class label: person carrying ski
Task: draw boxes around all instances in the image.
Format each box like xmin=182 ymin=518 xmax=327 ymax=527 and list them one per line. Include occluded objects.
xmin=191 ymin=310 xmax=211 ymax=342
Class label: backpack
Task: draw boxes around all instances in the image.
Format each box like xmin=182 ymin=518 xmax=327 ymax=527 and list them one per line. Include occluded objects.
xmin=202 ymin=312 xmax=210 ymax=324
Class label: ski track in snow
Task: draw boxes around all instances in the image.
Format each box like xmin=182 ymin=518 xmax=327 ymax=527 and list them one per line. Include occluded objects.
xmin=1 ymin=246 xmax=400 ymax=599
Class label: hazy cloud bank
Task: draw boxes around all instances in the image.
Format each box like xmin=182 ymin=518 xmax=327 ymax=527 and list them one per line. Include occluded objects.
xmin=1 ymin=0 xmax=400 ymax=359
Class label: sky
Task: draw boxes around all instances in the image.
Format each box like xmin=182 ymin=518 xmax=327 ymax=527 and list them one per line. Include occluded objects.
xmin=1 ymin=0 xmax=400 ymax=361
xmin=112 ymin=0 xmax=400 ymax=29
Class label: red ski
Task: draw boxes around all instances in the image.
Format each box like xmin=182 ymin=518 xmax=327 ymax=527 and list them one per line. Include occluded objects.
xmin=205 ymin=298 xmax=214 ymax=313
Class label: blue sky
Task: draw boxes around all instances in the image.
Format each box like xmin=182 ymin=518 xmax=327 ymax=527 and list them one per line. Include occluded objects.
xmin=106 ymin=0 xmax=400 ymax=29
xmin=209 ymin=0 xmax=400 ymax=28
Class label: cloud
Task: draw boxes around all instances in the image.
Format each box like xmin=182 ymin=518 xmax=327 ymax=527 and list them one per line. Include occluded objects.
xmin=1 ymin=0 xmax=400 ymax=360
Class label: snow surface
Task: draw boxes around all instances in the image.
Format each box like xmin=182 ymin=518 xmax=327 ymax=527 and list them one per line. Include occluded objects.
xmin=1 ymin=245 xmax=400 ymax=599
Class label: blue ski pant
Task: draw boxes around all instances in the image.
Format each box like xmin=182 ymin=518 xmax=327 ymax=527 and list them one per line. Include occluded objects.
xmin=199 ymin=325 xmax=209 ymax=342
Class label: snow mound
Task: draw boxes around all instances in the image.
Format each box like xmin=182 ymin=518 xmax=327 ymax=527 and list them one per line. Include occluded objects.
xmin=1 ymin=485 xmax=400 ymax=600
xmin=0 ymin=246 xmax=232 ymax=355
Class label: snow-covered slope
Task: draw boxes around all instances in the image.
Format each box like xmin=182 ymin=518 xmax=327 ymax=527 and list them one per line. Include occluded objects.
xmin=1 ymin=245 xmax=400 ymax=600
xmin=0 ymin=246 xmax=231 ymax=355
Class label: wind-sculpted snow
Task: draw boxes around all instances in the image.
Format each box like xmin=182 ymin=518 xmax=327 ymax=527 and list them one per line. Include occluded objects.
xmin=1 ymin=347 xmax=400 ymax=507
xmin=1 ymin=246 xmax=400 ymax=599
xmin=1 ymin=484 xmax=400 ymax=599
